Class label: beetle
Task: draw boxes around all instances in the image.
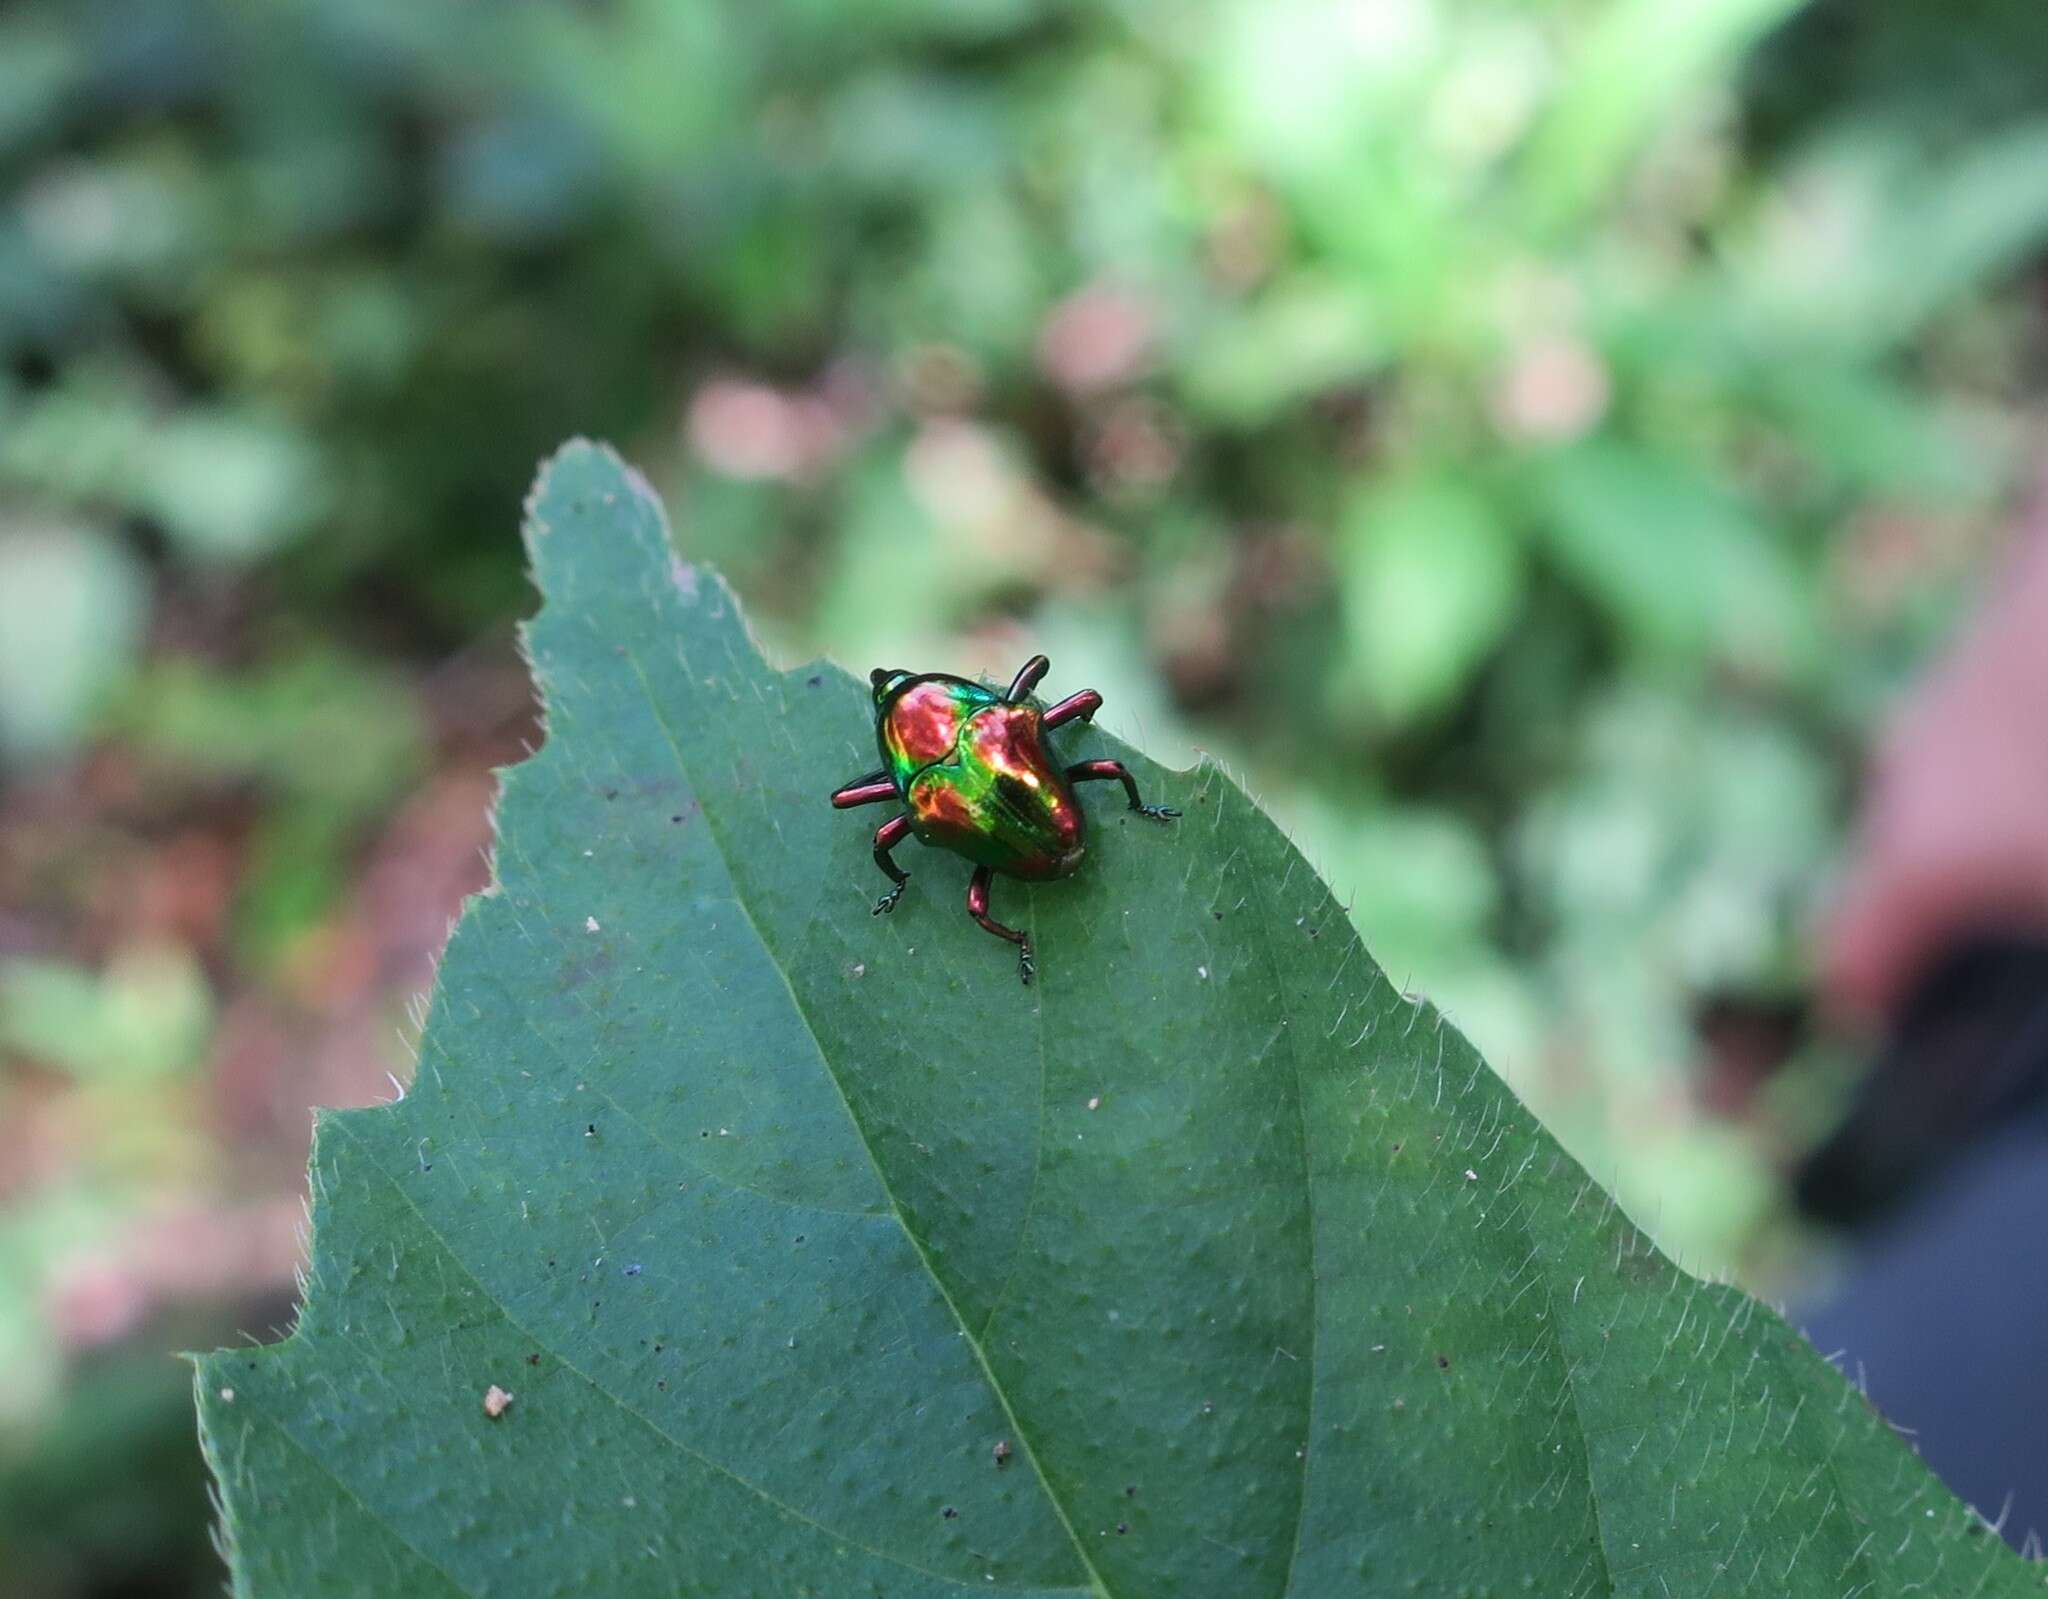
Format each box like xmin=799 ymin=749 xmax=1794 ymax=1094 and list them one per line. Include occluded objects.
xmin=829 ymin=654 xmax=1178 ymax=983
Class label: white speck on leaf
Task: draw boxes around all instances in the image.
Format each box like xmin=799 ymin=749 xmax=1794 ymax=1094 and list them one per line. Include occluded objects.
xmin=1465 ymin=1169 xmax=1479 ymax=1182
xmin=218 ymin=1387 xmax=235 ymax=1403
xmin=1198 ymin=965 xmax=1209 ymax=980
xmin=585 ymin=916 xmax=600 ymax=933
xmin=483 ymin=1385 xmax=514 ymax=1419
xmin=1087 ymin=1097 xmax=1100 ymax=1111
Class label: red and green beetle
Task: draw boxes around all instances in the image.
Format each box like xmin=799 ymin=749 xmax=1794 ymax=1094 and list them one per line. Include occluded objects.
xmin=830 ymin=654 xmax=1178 ymax=983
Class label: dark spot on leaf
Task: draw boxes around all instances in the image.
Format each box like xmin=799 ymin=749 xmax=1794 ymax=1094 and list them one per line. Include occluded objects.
xmin=585 ymin=1124 xmax=597 ymax=1137
xmin=807 ymin=674 xmax=822 ymax=686
xmin=526 ymin=1353 xmax=541 ymax=1366
xmin=657 ymin=1379 xmax=667 ymax=1391
xmin=603 ymin=788 xmax=618 ymax=800
xmin=1115 ymin=1521 xmax=1129 ymax=1535
xmin=993 ymin=1440 xmax=1011 ymax=1467
xmin=1436 ymin=1354 xmax=1451 ymax=1370
xmin=941 ymin=1506 xmax=958 ymax=1520
xmin=624 ymin=1263 xmax=642 ymax=1277
xmin=1124 ymin=1485 xmax=1137 ymax=1497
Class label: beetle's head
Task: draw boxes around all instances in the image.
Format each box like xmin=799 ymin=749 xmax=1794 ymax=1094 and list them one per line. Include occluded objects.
xmin=869 ymin=668 xmax=913 ymax=705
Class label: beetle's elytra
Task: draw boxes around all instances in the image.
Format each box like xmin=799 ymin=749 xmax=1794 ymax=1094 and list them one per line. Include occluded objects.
xmin=829 ymin=653 xmax=1178 ymax=983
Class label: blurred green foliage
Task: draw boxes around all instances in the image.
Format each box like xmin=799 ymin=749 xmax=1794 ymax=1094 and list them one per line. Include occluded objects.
xmin=5 ymin=0 xmax=2047 ymax=1248
xmin=6 ymin=0 xmax=2048 ymax=1256
xmin=3 ymin=2 xmax=2048 ymax=1589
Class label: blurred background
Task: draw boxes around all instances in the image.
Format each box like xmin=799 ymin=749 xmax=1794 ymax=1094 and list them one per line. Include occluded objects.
xmin=3 ymin=0 xmax=2047 ymax=1591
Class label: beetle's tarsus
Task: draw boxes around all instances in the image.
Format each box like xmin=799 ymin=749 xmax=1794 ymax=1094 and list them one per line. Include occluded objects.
xmin=871 ymin=813 xmax=913 ymax=910
xmin=1067 ymin=758 xmax=1176 ymax=820
xmin=967 ymin=864 xmax=1032 ymax=974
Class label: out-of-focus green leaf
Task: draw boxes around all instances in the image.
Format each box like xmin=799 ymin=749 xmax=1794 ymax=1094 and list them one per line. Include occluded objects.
xmin=1867 ymin=120 xmax=2048 ymax=340
xmin=0 ymin=520 xmax=146 ymax=759
xmin=1178 ymin=277 xmax=1385 ymax=425
xmin=1759 ymin=366 xmax=1986 ymax=500
xmin=1529 ymin=440 xmax=1810 ymax=674
xmin=0 ymin=946 xmax=213 ymax=1085
xmin=0 ymin=385 xmax=326 ymax=563
xmin=119 ymin=649 xmax=426 ymax=816
xmin=115 ymin=648 xmax=431 ymax=961
xmin=0 ymin=18 xmax=82 ymax=158
xmin=0 ymin=952 xmax=211 ymax=1085
xmin=140 ymin=412 xmax=327 ymax=562
xmin=1739 ymin=120 xmax=2048 ymax=353
xmin=1338 ymin=474 xmax=1520 ymax=726
xmin=1520 ymin=0 xmax=1805 ymax=229
xmin=192 ymin=444 xmax=2044 ymax=1598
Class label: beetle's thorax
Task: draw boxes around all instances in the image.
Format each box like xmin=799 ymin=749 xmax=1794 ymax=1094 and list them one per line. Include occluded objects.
xmin=876 ymin=674 xmax=996 ymax=779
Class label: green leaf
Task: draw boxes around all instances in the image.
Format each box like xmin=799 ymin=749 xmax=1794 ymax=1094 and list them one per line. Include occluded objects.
xmin=1519 ymin=0 xmax=1806 ymax=230
xmin=0 ymin=518 xmax=146 ymax=759
xmin=1337 ymin=475 xmax=1521 ymax=727
xmin=195 ymin=442 xmax=2039 ymax=1598
xmin=1530 ymin=440 xmax=1811 ymax=675
xmin=1740 ymin=122 xmax=2048 ymax=354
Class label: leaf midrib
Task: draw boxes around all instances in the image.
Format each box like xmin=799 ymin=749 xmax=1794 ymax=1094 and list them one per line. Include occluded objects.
xmin=336 ymin=1119 xmax=1082 ymax=1595
xmin=619 ymin=643 xmax=1118 ymax=1599
xmin=256 ymin=1385 xmax=479 ymax=1599
xmin=1236 ymin=836 xmax=1321 ymax=1599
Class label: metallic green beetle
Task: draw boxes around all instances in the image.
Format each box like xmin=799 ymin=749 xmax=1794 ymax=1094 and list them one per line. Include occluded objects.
xmin=830 ymin=654 xmax=1178 ymax=983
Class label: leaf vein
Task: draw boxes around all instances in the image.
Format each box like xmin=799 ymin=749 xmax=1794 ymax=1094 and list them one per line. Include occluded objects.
xmin=336 ymin=1119 xmax=1075 ymax=1595
xmin=620 ymin=644 xmax=1116 ymax=1599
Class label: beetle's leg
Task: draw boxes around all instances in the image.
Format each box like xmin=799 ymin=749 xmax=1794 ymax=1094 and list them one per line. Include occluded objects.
xmin=1067 ymin=759 xmax=1180 ymax=820
xmin=871 ymin=814 xmax=914 ymax=915
xmin=1040 ymin=689 xmax=1102 ymax=730
xmin=832 ymin=770 xmax=897 ymax=809
xmin=1004 ymin=653 xmax=1051 ymax=703
xmin=967 ymin=866 xmax=1033 ymax=985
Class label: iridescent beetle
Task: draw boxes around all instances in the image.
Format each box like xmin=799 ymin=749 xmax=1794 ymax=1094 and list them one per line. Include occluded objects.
xmin=830 ymin=655 xmax=1178 ymax=983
